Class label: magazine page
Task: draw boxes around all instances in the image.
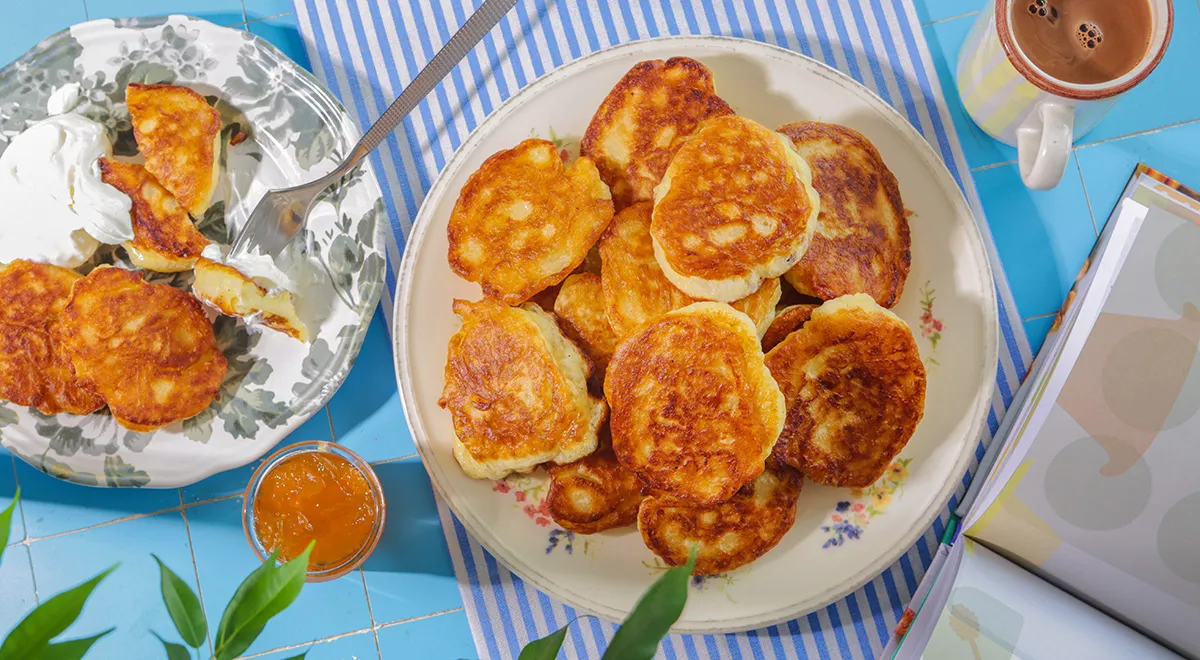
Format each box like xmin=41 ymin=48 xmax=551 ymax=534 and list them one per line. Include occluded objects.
xmin=965 ymin=196 xmax=1200 ymax=657
xmin=915 ymin=540 xmax=1177 ymax=660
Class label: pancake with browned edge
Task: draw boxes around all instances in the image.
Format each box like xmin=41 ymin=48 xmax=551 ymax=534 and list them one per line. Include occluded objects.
xmin=546 ymin=442 xmax=645 ymax=534
xmin=127 ymin=83 xmax=222 ymax=218
xmin=599 ymin=202 xmax=781 ymax=339
xmin=778 ymin=122 xmax=910 ymax=307
xmin=440 ymin=299 xmax=607 ymax=480
xmin=638 ymin=466 xmax=802 ymax=575
xmin=56 ymin=266 xmax=226 ymax=432
xmin=761 ymin=303 xmax=817 ymax=353
xmin=192 ymin=258 xmax=309 ymax=342
xmin=553 ymin=273 xmax=620 ymax=375
xmin=605 ymin=302 xmax=784 ymax=505
xmin=765 ymin=294 xmax=925 ymax=488
xmin=99 ymin=158 xmax=208 ymax=272
xmin=448 ymin=139 xmax=614 ymax=305
xmin=651 ymin=115 xmax=820 ymax=302
xmin=581 ymin=57 xmax=733 ymax=209
xmin=0 ymin=261 xmax=104 ymax=415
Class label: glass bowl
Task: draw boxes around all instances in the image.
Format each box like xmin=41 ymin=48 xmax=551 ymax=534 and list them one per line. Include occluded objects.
xmin=242 ymin=440 xmax=385 ymax=582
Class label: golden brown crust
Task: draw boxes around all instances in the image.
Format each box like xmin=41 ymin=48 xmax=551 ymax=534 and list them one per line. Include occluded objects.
xmin=553 ymin=273 xmax=620 ymax=374
xmin=447 ymin=139 xmax=614 ymax=304
xmin=439 ymin=299 xmax=605 ymax=479
xmin=764 ymin=295 xmax=925 ymax=488
xmin=192 ymin=258 xmax=308 ymax=342
xmin=56 ymin=266 xmax=226 ymax=431
xmin=126 ymin=83 xmax=222 ymax=218
xmin=778 ymin=122 xmax=910 ymax=308
xmin=99 ymin=159 xmax=209 ymax=272
xmin=761 ymin=304 xmax=818 ymax=353
xmin=599 ymin=202 xmax=780 ymax=338
xmin=545 ymin=443 xmax=645 ymax=534
xmin=0 ymin=261 xmax=104 ymax=415
xmin=651 ymin=116 xmax=819 ymax=300
xmin=605 ymin=303 xmax=784 ymax=506
xmin=580 ymin=57 xmax=733 ymax=209
xmin=638 ymin=466 xmax=802 ymax=575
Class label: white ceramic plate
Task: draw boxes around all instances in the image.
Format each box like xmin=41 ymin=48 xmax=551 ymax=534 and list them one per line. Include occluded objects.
xmin=394 ymin=36 xmax=997 ymax=632
xmin=0 ymin=16 xmax=386 ymax=487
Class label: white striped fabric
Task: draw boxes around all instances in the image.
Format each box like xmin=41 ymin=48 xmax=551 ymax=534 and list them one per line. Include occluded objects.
xmin=293 ymin=1 xmax=1033 ymax=658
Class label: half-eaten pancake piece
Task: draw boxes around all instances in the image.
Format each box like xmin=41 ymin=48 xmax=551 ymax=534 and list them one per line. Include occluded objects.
xmin=651 ymin=115 xmax=820 ymax=303
xmin=546 ymin=443 xmax=645 ymax=534
xmin=0 ymin=261 xmax=104 ymax=415
xmin=580 ymin=57 xmax=733 ymax=209
xmin=761 ymin=303 xmax=818 ymax=353
xmin=56 ymin=266 xmax=227 ymax=432
xmin=638 ymin=466 xmax=802 ymax=575
xmin=439 ymin=299 xmax=607 ymax=480
xmin=553 ymin=273 xmax=620 ymax=374
xmin=99 ymin=159 xmax=209 ymax=272
xmin=778 ymin=122 xmax=910 ymax=307
xmin=126 ymin=83 xmax=222 ymax=218
xmin=447 ymin=139 xmax=614 ymax=305
xmin=765 ymin=294 xmax=926 ymax=488
xmin=605 ymin=302 xmax=784 ymax=505
xmin=192 ymin=258 xmax=309 ymax=342
xmin=598 ymin=202 xmax=780 ymax=339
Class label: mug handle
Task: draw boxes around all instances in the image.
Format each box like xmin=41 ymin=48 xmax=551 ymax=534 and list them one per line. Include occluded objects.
xmin=1017 ymin=102 xmax=1074 ymax=190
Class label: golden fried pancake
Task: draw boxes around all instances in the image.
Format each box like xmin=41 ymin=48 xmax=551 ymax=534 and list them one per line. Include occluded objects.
xmin=0 ymin=261 xmax=104 ymax=415
xmin=56 ymin=266 xmax=226 ymax=432
xmin=440 ymin=299 xmax=607 ymax=480
xmin=652 ymin=115 xmax=820 ymax=302
xmin=447 ymin=139 xmax=614 ymax=305
xmin=546 ymin=444 xmax=645 ymax=534
xmin=761 ymin=304 xmax=817 ymax=353
xmin=192 ymin=258 xmax=309 ymax=342
xmin=553 ymin=273 xmax=620 ymax=374
xmin=638 ymin=466 xmax=802 ymax=575
xmin=581 ymin=57 xmax=733 ymax=209
xmin=605 ymin=302 xmax=784 ymax=505
xmin=778 ymin=122 xmax=910 ymax=307
xmin=99 ymin=159 xmax=208 ymax=273
xmin=126 ymin=83 xmax=222 ymax=217
xmin=765 ymin=294 xmax=925 ymax=487
xmin=598 ymin=202 xmax=780 ymax=339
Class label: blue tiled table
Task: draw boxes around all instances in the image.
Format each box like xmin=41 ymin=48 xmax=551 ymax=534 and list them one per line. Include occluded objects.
xmin=2 ymin=2 xmax=1199 ymax=658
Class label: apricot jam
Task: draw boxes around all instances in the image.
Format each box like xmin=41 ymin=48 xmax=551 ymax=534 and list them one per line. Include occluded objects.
xmin=252 ymin=450 xmax=379 ymax=570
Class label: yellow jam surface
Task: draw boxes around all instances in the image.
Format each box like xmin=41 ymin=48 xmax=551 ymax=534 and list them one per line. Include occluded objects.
xmin=253 ymin=451 xmax=378 ymax=569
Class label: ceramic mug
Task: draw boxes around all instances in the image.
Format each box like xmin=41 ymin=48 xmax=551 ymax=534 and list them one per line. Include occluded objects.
xmin=957 ymin=0 xmax=1173 ymax=189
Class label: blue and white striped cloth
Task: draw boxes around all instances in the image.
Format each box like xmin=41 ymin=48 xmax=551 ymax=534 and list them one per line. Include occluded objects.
xmin=294 ymin=1 xmax=1033 ymax=657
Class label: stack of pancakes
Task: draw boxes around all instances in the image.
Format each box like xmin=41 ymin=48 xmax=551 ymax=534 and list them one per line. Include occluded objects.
xmin=441 ymin=57 xmax=926 ymax=575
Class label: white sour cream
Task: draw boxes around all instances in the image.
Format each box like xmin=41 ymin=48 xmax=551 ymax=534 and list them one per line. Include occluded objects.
xmin=0 ymin=96 xmax=133 ymax=267
xmin=201 ymin=243 xmax=298 ymax=293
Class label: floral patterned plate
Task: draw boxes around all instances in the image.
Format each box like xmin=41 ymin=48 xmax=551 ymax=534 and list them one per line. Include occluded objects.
xmin=0 ymin=16 xmax=385 ymax=487
xmin=394 ymin=37 xmax=998 ymax=632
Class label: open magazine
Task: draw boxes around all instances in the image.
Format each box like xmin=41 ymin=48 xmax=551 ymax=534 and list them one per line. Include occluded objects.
xmin=885 ymin=165 xmax=1200 ymax=660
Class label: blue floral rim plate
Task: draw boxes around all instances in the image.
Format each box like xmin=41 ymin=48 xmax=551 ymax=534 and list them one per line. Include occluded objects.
xmin=0 ymin=15 xmax=386 ymax=487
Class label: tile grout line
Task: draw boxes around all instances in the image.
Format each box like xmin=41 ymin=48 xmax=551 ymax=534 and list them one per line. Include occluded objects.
xmin=359 ymin=569 xmax=384 ymax=660
xmin=369 ymin=452 xmax=419 ymax=467
xmin=179 ymin=502 xmax=216 ymax=658
xmin=244 ymin=11 xmax=296 ymax=26
xmin=1076 ymin=117 xmax=1200 ymax=150
xmin=1022 ymin=311 xmax=1058 ymax=322
xmin=374 ymin=607 xmax=465 ymax=631
xmin=325 ymin=405 xmax=338 ymax=442
xmin=237 ymin=625 xmax=376 ymax=659
xmin=23 ymin=539 xmax=40 ymax=606
xmin=81 ymin=0 xmax=89 ymax=21
xmin=19 ymin=492 xmax=239 ymax=545
xmin=1073 ymin=153 xmax=1100 ymax=237
xmin=240 ymin=0 xmax=249 ymax=26
xmin=920 ymin=10 xmax=979 ymax=26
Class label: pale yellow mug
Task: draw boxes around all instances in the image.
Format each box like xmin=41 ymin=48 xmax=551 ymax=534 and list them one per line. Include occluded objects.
xmin=957 ymin=0 xmax=1173 ymax=189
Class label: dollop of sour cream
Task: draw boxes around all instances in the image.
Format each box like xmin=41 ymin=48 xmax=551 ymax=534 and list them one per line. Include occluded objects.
xmin=0 ymin=85 xmax=134 ymax=267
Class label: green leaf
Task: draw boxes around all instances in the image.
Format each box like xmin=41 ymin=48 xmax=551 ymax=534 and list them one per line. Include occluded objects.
xmin=278 ymin=652 xmax=308 ymax=660
xmin=153 ymin=632 xmax=192 ymax=660
xmin=30 ymin=629 xmax=113 ymax=660
xmin=0 ymin=488 xmax=19 ymax=565
xmin=518 ymin=621 xmax=578 ymax=660
xmin=213 ymin=543 xmax=313 ymax=660
xmin=153 ymin=555 xmax=207 ymax=648
xmin=0 ymin=565 xmax=117 ymax=660
xmin=600 ymin=549 xmax=697 ymax=660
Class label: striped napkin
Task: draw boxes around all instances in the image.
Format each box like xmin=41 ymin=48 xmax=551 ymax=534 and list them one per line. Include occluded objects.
xmin=294 ymin=1 xmax=1032 ymax=658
